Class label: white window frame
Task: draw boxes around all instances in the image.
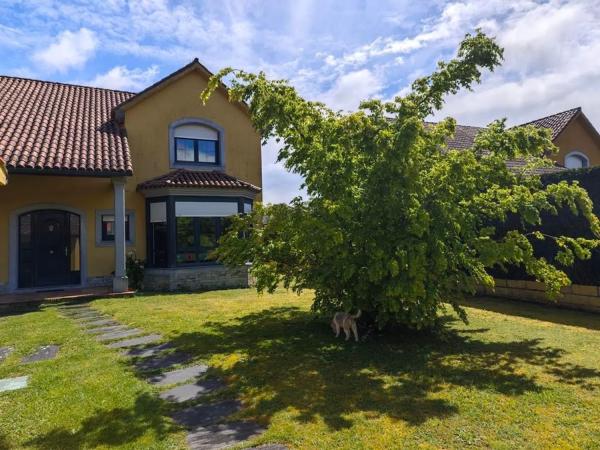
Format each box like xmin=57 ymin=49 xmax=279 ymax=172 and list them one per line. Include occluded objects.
xmin=95 ymin=209 xmax=136 ymax=247
xmin=169 ymin=118 xmax=226 ymax=171
xmin=564 ymin=151 xmax=590 ymax=169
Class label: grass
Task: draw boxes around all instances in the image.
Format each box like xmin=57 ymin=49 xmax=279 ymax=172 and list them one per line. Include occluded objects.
xmin=1 ymin=290 xmax=599 ymax=449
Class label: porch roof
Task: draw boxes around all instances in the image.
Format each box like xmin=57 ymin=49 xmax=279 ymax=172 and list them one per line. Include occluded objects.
xmin=137 ymin=169 xmax=261 ymax=192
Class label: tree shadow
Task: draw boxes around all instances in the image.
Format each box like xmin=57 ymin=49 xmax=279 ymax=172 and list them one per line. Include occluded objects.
xmin=157 ymin=306 xmax=600 ymax=431
xmin=460 ymin=296 xmax=600 ymax=331
xmin=26 ymin=393 xmax=179 ymax=449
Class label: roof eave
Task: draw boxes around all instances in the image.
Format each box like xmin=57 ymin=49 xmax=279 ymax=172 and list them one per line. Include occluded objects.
xmin=7 ymin=167 xmax=133 ymax=178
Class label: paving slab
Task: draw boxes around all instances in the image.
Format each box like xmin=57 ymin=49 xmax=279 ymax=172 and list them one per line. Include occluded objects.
xmin=159 ymin=378 xmax=225 ymax=403
xmin=134 ymin=352 xmax=192 ymax=372
xmin=148 ymin=364 xmax=209 ymax=386
xmin=70 ymin=312 xmax=106 ymax=319
xmin=0 ymin=346 xmax=13 ymax=363
xmin=22 ymin=345 xmax=60 ymax=363
xmin=96 ymin=329 xmax=143 ymax=342
xmin=107 ymin=334 xmax=162 ymax=349
xmin=0 ymin=376 xmax=29 ymax=393
xmin=186 ymin=421 xmax=265 ymax=449
xmin=58 ymin=304 xmax=91 ymax=310
xmin=252 ymin=445 xmax=288 ymax=450
xmin=171 ymin=400 xmax=242 ymax=428
xmin=84 ymin=325 xmax=129 ymax=334
xmin=80 ymin=319 xmax=120 ymax=328
xmin=121 ymin=343 xmax=174 ymax=358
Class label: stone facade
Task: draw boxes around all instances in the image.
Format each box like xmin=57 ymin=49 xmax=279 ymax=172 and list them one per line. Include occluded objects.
xmin=143 ymin=265 xmax=250 ymax=292
xmin=478 ymin=279 xmax=600 ymax=313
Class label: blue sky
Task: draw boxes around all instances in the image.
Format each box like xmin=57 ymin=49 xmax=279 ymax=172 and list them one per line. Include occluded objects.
xmin=1 ymin=0 xmax=599 ymax=203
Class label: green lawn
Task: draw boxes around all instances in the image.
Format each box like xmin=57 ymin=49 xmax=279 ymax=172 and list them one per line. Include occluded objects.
xmin=1 ymin=290 xmax=599 ymax=449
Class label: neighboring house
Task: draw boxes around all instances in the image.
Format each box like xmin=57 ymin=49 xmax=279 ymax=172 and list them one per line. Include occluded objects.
xmin=444 ymin=107 xmax=600 ymax=172
xmin=0 ymin=59 xmax=261 ymax=294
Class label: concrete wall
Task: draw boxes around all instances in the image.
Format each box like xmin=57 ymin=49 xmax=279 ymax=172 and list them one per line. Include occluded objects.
xmin=479 ymin=279 xmax=600 ymax=313
xmin=144 ymin=265 xmax=250 ymax=292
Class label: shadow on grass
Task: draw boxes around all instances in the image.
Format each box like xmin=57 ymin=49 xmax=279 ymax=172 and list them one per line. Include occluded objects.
xmin=158 ymin=306 xmax=600 ymax=430
xmin=460 ymin=296 xmax=600 ymax=331
xmin=26 ymin=393 xmax=178 ymax=449
xmin=25 ymin=304 xmax=600 ymax=448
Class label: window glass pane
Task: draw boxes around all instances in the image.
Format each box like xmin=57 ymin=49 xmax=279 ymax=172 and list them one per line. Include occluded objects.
xmin=19 ymin=214 xmax=32 ymax=246
xmin=176 ymin=138 xmax=195 ymax=162
xmin=101 ymin=214 xmax=130 ymax=242
xmin=152 ymin=222 xmax=168 ymax=267
xmin=198 ymin=140 xmax=218 ymax=163
xmin=565 ymin=154 xmax=588 ymax=169
xmin=176 ymin=217 xmax=195 ymax=249
xmin=198 ymin=218 xmax=217 ymax=248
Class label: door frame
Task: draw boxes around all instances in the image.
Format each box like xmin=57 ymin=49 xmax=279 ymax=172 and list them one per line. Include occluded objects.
xmin=8 ymin=204 xmax=88 ymax=292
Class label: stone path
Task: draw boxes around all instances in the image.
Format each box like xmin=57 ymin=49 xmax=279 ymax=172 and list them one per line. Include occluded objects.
xmin=0 ymin=346 xmax=13 ymax=363
xmin=57 ymin=303 xmax=281 ymax=449
xmin=21 ymin=345 xmax=60 ymax=363
xmin=0 ymin=375 xmax=28 ymax=393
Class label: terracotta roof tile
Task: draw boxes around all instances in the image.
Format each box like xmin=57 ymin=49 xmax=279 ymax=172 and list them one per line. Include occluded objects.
xmin=0 ymin=76 xmax=134 ymax=175
xmin=137 ymin=169 xmax=261 ymax=192
xmin=517 ymin=107 xmax=581 ymax=140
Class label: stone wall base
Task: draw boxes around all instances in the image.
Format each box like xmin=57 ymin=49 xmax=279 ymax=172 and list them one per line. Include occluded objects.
xmin=478 ymin=279 xmax=600 ymax=313
xmin=144 ymin=265 xmax=250 ymax=292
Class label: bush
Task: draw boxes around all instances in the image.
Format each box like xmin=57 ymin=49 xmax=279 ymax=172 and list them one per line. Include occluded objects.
xmin=126 ymin=253 xmax=145 ymax=290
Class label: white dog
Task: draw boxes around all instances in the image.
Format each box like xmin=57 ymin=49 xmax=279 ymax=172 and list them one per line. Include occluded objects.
xmin=331 ymin=310 xmax=362 ymax=342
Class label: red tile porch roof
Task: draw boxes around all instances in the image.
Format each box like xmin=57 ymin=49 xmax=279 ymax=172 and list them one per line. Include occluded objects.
xmin=137 ymin=169 xmax=261 ymax=192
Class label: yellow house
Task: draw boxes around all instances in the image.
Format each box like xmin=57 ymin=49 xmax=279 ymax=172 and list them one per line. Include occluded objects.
xmin=0 ymin=60 xmax=261 ymax=294
xmin=446 ymin=107 xmax=600 ymax=171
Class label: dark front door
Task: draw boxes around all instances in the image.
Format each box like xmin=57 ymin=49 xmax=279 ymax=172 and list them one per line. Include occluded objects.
xmin=19 ymin=210 xmax=80 ymax=288
xmin=35 ymin=211 xmax=70 ymax=286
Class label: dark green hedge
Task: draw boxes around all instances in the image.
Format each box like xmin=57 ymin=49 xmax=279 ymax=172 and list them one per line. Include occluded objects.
xmin=491 ymin=166 xmax=600 ymax=285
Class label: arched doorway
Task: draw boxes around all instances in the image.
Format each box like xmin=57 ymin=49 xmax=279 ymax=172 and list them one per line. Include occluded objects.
xmin=17 ymin=210 xmax=82 ymax=288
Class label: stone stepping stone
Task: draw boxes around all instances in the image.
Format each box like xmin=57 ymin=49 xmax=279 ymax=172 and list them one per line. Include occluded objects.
xmin=171 ymin=400 xmax=242 ymax=428
xmin=134 ymin=352 xmax=192 ymax=372
xmin=58 ymin=304 xmax=91 ymax=310
xmin=0 ymin=376 xmax=29 ymax=393
xmin=148 ymin=364 xmax=209 ymax=386
xmin=253 ymin=445 xmax=288 ymax=450
xmin=0 ymin=346 xmax=13 ymax=363
xmin=69 ymin=311 xmax=105 ymax=319
xmin=96 ymin=329 xmax=143 ymax=342
xmin=79 ymin=319 xmax=120 ymax=328
xmin=22 ymin=345 xmax=59 ymax=363
xmin=107 ymin=334 xmax=162 ymax=349
xmin=84 ymin=325 xmax=129 ymax=335
xmin=159 ymin=378 xmax=225 ymax=403
xmin=69 ymin=314 xmax=107 ymax=322
xmin=186 ymin=421 xmax=265 ymax=449
xmin=121 ymin=343 xmax=174 ymax=359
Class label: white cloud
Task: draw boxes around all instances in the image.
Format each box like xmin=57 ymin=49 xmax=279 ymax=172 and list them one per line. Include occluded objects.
xmin=435 ymin=0 xmax=600 ymax=127
xmin=33 ymin=28 xmax=97 ymax=73
xmin=321 ymin=69 xmax=382 ymax=111
xmin=84 ymin=65 xmax=160 ymax=91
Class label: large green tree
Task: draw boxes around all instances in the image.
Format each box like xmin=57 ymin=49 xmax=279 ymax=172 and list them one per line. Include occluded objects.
xmin=202 ymin=31 xmax=600 ymax=329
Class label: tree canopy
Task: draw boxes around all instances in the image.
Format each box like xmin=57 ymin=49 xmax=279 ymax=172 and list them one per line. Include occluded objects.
xmin=202 ymin=31 xmax=600 ymax=329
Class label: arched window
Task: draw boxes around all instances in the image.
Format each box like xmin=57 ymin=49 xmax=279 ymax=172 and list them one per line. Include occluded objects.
xmin=169 ymin=119 xmax=224 ymax=168
xmin=564 ymin=151 xmax=589 ymax=169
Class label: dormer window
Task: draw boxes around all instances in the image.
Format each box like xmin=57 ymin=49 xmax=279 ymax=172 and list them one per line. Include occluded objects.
xmin=170 ymin=119 xmax=225 ymax=169
xmin=564 ymin=151 xmax=589 ymax=169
